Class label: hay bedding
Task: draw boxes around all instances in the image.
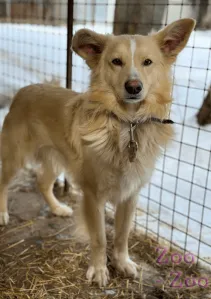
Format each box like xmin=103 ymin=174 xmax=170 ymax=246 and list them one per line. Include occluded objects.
xmin=0 ymin=168 xmax=210 ymax=299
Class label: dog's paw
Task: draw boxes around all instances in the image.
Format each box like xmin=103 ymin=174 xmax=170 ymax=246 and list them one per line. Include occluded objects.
xmin=113 ymin=256 xmax=139 ymax=278
xmin=52 ymin=203 xmax=73 ymax=217
xmin=0 ymin=212 xmax=9 ymax=225
xmin=86 ymin=265 xmax=110 ymax=287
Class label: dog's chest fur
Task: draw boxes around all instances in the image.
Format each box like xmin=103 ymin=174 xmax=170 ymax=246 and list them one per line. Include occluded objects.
xmin=80 ymin=115 xmax=172 ymax=202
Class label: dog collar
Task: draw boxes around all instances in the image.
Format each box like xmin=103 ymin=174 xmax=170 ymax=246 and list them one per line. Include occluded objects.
xmin=128 ymin=118 xmax=174 ymax=162
xmin=110 ymin=113 xmax=174 ymax=162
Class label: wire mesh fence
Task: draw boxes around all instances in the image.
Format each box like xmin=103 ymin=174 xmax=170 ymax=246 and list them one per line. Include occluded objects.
xmin=0 ymin=0 xmax=68 ymax=127
xmin=0 ymin=0 xmax=211 ymax=269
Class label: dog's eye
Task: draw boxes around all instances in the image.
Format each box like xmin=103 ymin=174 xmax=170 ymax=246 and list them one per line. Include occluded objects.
xmin=143 ymin=59 xmax=153 ymax=66
xmin=112 ymin=58 xmax=123 ymax=66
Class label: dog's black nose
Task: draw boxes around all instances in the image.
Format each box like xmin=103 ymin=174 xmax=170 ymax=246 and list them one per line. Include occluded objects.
xmin=125 ymin=80 xmax=143 ymax=95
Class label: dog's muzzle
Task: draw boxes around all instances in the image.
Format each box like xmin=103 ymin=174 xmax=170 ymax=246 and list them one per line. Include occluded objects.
xmin=124 ymin=80 xmax=143 ymax=102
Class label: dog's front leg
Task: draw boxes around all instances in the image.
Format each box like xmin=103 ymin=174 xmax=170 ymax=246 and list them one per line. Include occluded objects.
xmin=84 ymin=189 xmax=109 ymax=287
xmin=113 ymin=194 xmax=139 ymax=278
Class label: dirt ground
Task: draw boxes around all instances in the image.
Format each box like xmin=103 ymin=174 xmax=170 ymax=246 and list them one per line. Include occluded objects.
xmin=0 ymin=168 xmax=210 ymax=299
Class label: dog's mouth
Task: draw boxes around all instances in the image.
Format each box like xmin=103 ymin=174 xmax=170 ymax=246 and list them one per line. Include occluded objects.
xmin=123 ymin=95 xmax=143 ymax=104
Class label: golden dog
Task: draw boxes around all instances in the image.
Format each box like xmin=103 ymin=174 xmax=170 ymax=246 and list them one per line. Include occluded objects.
xmin=0 ymin=18 xmax=195 ymax=286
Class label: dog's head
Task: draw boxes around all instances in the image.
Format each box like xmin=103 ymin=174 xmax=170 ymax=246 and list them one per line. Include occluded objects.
xmin=72 ymin=19 xmax=195 ymax=115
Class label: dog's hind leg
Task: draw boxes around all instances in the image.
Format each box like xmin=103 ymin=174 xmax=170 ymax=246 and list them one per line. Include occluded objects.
xmin=0 ymin=160 xmax=19 ymax=225
xmin=113 ymin=194 xmax=139 ymax=278
xmin=0 ymin=122 xmax=24 ymax=225
xmin=36 ymin=147 xmax=72 ymax=217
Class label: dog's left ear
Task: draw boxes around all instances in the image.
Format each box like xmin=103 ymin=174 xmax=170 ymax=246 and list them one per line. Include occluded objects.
xmin=154 ymin=18 xmax=196 ymax=63
xmin=72 ymin=29 xmax=107 ymax=68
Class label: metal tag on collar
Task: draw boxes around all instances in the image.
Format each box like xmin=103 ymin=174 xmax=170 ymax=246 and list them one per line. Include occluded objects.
xmin=128 ymin=122 xmax=138 ymax=162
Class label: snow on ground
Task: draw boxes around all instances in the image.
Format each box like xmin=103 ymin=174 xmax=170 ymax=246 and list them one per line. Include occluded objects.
xmin=0 ymin=23 xmax=211 ymax=264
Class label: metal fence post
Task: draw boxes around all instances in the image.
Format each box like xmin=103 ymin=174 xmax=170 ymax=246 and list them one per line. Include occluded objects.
xmin=64 ymin=0 xmax=74 ymax=193
xmin=66 ymin=0 xmax=74 ymax=89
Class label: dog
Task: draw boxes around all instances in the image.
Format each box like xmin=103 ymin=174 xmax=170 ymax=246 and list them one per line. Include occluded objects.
xmin=0 ymin=18 xmax=195 ymax=286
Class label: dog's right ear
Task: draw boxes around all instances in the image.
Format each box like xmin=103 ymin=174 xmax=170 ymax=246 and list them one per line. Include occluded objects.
xmin=72 ymin=29 xmax=107 ymax=68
